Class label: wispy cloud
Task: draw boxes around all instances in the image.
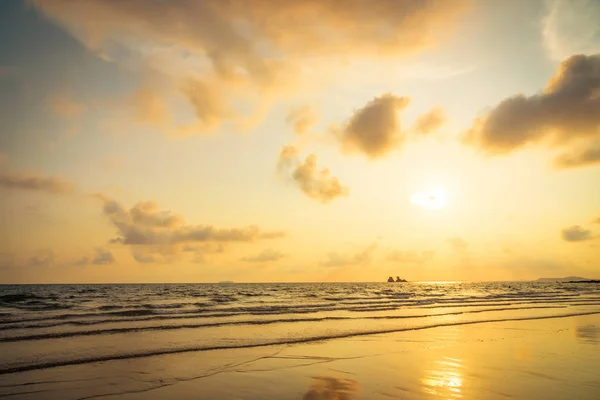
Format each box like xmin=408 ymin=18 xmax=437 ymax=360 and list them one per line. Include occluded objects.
xmin=0 ymin=171 xmax=75 ymax=194
xmin=30 ymin=0 xmax=469 ymax=136
xmin=321 ymin=243 xmax=377 ymax=267
xmin=542 ymin=0 xmax=600 ymax=61
xmin=387 ymin=250 xmax=435 ymax=265
xmin=241 ymin=249 xmax=286 ymax=263
xmin=286 ymin=106 xmax=319 ymax=136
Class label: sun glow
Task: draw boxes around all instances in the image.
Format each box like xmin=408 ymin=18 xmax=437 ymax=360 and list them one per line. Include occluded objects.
xmin=410 ymin=189 xmax=448 ymax=210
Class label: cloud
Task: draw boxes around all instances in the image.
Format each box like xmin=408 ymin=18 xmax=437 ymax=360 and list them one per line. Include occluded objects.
xmin=30 ymin=0 xmax=468 ymax=136
xmin=72 ymin=248 xmax=116 ymax=266
xmin=413 ymin=107 xmax=446 ymax=135
xmin=277 ymin=145 xmax=301 ymax=174
xmin=181 ymin=243 xmax=225 ymax=264
xmin=286 ymin=106 xmax=319 ymax=135
xmin=464 ymin=54 xmax=600 ymax=167
xmin=543 ymin=0 xmax=600 ymax=61
xmin=554 ymin=140 xmax=600 ymax=168
xmin=96 ymin=195 xmax=284 ymax=263
xmin=27 ymin=249 xmax=55 ymax=267
xmin=0 ymin=253 xmax=16 ymax=270
xmin=321 ymin=243 xmax=377 ymax=267
xmin=447 ymin=237 xmax=468 ymax=251
xmin=387 ymin=250 xmax=435 ymax=265
xmin=131 ymin=246 xmax=179 ymax=264
xmin=92 ymin=248 xmax=115 ymax=265
xmin=241 ymin=249 xmax=285 ymax=263
xmin=561 ymin=225 xmax=593 ymax=242
xmin=72 ymin=257 xmax=89 ymax=267
xmin=277 ymin=146 xmax=348 ymax=203
xmin=176 ymin=78 xmax=235 ymax=136
xmin=45 ymin=94 xmax=84 ymax=119
xmin=129 ymin=84 xmax=171 ymax=126
xmin=101 ymin=198 xmax=283 ymax=245
xmin=129 ymin=201 xmax=185 ymax=229
xmin=0 ymin=171 xmax=74 ymax=194
xmin=333 ymin=94 xmax=410 ymax=158
xmin=593 ymin=214 xmax=600 ymax=224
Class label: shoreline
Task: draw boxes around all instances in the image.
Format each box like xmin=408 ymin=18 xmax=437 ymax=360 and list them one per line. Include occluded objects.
xmin=1 ymin=310 xmax=599 ymax=376
xmin=1 ymin=313 xmax=599 ymax=399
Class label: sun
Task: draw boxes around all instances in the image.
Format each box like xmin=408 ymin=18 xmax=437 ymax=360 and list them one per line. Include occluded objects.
xmin=410 ymin=188 xmax=448 ymax=210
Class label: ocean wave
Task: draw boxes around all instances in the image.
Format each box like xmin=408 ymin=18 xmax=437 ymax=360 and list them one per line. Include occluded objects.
xmin=2 ymin=295 xmax=600 ymax=327
xmin=1 ymin=311 xmax=598 ymax=376
xmin=0 ymin=305 xmax=570 ymax=342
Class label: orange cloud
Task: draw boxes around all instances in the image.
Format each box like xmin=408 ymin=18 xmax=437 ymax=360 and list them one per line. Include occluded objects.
xmin=286 ymin=106 xmax=319 ymax=135
xmin=554 ymin=140 xmax=600 ymax=169
xmin=277 ymin=146 xmax=348 ymax=203
xmin=241 ymin=249 xmax=286 ymax=263
xmin=321 ymin=243 xmax=377 ymax=267
xmin=413 ymin=107 xmax=446 ymax=135
xmin=447 ymin=237 xmax=468 ymax=251
xmin=74 ymin=248 xmax=116 ymax=266
xmin=561 ymin=225 xmax=593 ymax=242
xmin=129 ymin=85 xmax=170 ymax=126
xmin=31 ymin=0 xmax=469 ymax=136
xmin=464 ymin=54 xmax=600 ymax=168
xmin=387 ymin=250 xmax=435 ymax=265
xmin=0 ymin=171 xmax=74 ymax=194
xmin=27 ymin=249 xmax=55 ymax=267
xmin=97 ymin=196 xmax=285 ymax=263
xmin=333 ymin=94 xmax=410 ymax=158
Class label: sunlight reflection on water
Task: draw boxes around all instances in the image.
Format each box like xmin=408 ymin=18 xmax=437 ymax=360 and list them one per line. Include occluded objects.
xmin=421 ymin=356 xmax=464 ymax=398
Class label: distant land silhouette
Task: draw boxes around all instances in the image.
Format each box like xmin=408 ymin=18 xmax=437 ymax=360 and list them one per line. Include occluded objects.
xmin=536 ymin=276 xmax=597 ymax=283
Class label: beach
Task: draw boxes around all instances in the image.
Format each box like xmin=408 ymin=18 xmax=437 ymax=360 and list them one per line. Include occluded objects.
xmin=1 ymin=282 xmax=599 ymax=399
xmin=1 ymin=314 xmax=598 ymax=399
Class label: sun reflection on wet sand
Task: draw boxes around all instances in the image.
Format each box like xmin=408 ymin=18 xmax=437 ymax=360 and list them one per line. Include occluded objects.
xmin=421 ymin=356 xmax=464 ymax=398
xmin=303 ymin=376 xmax=359 ymax=400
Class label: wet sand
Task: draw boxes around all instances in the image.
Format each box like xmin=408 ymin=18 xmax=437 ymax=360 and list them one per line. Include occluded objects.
xmin=1 ymin=314 xmax=599 ymax=399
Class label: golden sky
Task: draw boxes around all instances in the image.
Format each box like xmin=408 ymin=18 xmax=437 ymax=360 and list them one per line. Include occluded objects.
xmin=1 ymin=0 xmax=599 ymax=283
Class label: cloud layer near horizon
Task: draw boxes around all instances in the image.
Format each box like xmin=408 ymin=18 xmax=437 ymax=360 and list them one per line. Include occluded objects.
xmin=98 ymin=196 xmax=285 ymax=263
xmin=321 ymin=243 xmax=377 ymax=267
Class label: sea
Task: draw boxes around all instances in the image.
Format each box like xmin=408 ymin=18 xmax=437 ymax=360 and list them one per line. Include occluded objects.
xmin=1 ymin=281 xmax=600 ymax=376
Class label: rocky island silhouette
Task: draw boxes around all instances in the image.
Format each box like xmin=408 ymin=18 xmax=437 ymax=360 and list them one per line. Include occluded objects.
xmin=387 ymin=276 xmax=407 ymax=283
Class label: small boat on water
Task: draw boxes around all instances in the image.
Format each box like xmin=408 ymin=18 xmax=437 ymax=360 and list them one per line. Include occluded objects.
xmin=387 ymin=276 xmax=407 ymax=283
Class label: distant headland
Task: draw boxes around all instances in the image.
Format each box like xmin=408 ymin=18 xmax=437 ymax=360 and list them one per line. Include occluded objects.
xmin=387 ymin=276 xmax=407 ymax=283
xmin=536 ymin=277 xmax=599 ymax=283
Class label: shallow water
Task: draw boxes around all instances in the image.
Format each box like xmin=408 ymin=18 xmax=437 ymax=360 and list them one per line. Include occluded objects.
xmin=1 ymin=281 xmax=599 ymax=375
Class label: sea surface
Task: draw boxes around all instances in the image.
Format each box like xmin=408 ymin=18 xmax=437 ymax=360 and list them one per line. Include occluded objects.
xmin=1 ymin=281 xmax=600 ymax=376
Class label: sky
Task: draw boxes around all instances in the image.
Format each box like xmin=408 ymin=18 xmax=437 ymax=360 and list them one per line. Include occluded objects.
xmin=1 ymin=0 xmax=599 ymax=284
